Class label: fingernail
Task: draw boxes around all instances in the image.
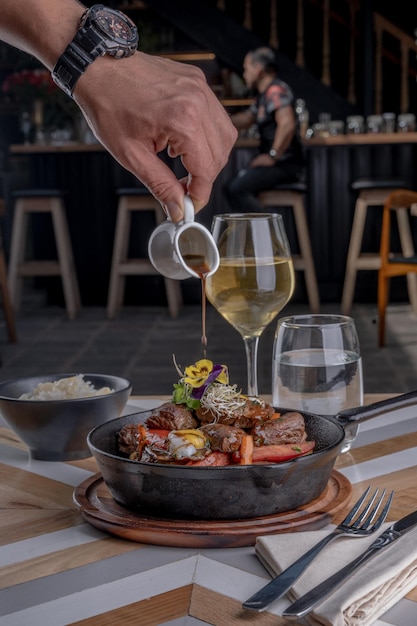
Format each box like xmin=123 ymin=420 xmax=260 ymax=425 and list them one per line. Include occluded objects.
xmin=165 ymin=202 xmax=182 ymax=222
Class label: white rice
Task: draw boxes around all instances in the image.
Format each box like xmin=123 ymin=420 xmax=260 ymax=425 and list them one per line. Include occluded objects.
xmin=19 ymin=375 xmax=113 ymax=400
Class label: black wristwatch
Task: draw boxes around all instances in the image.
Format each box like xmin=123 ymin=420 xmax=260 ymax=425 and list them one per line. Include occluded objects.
xmin=52 ymin=4 xmax=139 ymax=97
xmin=269 ymin=149 xmax=278 ymax=160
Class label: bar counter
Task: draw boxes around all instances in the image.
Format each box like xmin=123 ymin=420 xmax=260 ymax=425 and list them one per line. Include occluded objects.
xmin=305 ymin=131 xmax=417 ymax=145
xmin=2 ymin=393 xmax=417 ymax=625
xmin=9 ymin=131 xmax=417 ymax=152
xmin=8 ymin=132 xmax=417 ymax=305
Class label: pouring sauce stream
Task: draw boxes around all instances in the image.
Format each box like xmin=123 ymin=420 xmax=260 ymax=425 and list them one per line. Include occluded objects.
xmin=183 ymin=254 xmax=212 ymax=357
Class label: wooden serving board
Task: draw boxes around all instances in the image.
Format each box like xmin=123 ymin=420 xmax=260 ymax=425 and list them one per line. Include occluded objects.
xmin=73 ymin=470 xmax=352 ymax=548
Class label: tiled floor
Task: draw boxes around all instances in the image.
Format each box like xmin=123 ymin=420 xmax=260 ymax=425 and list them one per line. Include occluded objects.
xmin=0 ymin=289 xmax=416 ymax=397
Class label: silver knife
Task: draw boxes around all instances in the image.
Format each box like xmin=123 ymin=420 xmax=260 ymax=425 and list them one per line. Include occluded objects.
xmin=243 ymin=529 xmax=347 ymax=612
xmin=282 ymin=509 xmax=417 ymax=620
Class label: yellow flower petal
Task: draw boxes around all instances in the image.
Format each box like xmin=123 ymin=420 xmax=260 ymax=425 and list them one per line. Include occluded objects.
xmin=184 ymin=375 xmax=206 ymax=388
xmin=184 ymin=359 xmax=213 ymax=381
xmin=216 ymin=366 xmax=229 ymax=384
xmin=195 ymin=359 xmax=213 ymax=370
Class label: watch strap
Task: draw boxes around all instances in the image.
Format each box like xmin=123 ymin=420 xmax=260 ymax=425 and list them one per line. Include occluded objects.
xmin=52 ymin=25 xmax=103 ymax=98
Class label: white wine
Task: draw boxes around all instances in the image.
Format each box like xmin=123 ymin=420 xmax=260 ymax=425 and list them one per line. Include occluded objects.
xmin=205 ymin=256 xmax=295 ymax=338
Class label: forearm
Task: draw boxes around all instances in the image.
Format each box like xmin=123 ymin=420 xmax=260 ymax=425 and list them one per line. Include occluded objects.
xmin=270 ymin=110 xmax=296 ymax=158
xmin=0 ymin=0 xmax=85 ymax=69
xmin=0 ymin=0 xmax=238 ymax=219
xmin=270 ymin=128 xmax=294 ymax=158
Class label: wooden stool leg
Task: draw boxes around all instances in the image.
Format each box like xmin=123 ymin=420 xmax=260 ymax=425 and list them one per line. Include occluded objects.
xmin=258 ymin=189 xmax=320 ymax=313
xmin=51 ymin=200 xmax=80 ymax=319
xmin=378 ymin=270 xmax=389 ymax=347
xmin=292 ymin=195 xmax=320 ymax=313
xmin=151 ymin=203 xmax=182 ymax=317
xmin=341 ymin=197 xmax=368 ymax=315
xmin=163 ymin=277 xmax=182 ymax=318
xmin=107 ymin=199 xmax=131 ymax=319
xmin=0 ymin=248 xmax=17 ymax=342
xmin=8 ymin=194 xmax=80 ymax=320
xmin=8 ymin=202 xmax=29 ymax=312
xmin=107 ymin=195 xmax=183 ymax=319
xmin=396 ymin=208 xmax=417 ymax=313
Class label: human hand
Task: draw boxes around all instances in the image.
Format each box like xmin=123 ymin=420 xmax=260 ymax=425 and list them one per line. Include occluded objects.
xmin=75 ymin=52 xmax=237 ymax=221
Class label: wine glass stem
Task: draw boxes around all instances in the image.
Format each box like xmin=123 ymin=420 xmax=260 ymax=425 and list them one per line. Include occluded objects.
xmin=244 ymin=335 xmax=260 ymax=397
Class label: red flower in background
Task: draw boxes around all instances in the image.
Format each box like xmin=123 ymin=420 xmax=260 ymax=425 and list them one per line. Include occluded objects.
xmin=2 ymin=68 xmax=58 ymax=107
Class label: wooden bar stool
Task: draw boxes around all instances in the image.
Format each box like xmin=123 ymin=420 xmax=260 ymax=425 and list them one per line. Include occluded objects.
xmin=378 ymin=189 xmax=417 ymax=346
xmin=107 ymin=188 xmax=183 ymax=319
xmin=8 ymin=189 xmax=81 ymax=319
xmin=0 ymin=243 xmax=17 ymax=343
xmin=258 ymin=181 xmax=320 ymax=313
xmin=341 ymin=179 xmax=417 ymax=315
xmin=0 ymin=197 xmax=17 ymax=342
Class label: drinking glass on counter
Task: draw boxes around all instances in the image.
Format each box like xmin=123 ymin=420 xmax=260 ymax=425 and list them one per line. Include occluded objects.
xmin=366 ymin=114 xmax=383 ymax=133
xmin=346 ymin=115 xmax=365 ymax=134
xmin=328 ymin=120 xmax=345 ymax=135
xmin=272 ymin=314 xmax=363 ymax=452
xmin=382 ymin=112 xmax=396 ymax=133
xmin=206 ymin=213 xmax=295 ymax=397
xmin=397 ymin=113 xmax=416 ymax=132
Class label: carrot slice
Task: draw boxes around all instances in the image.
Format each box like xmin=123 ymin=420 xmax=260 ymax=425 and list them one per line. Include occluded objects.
xmin=137 ymin=424 xmax=147 ymax=443
xmin=239 ymin=433 xmax=254 ymax=465
xmin=269 ymin=412 xmax=281 ymax=420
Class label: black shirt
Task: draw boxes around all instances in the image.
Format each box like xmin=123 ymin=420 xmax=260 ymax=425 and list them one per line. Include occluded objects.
xmin=249 ymin=78 xmax=304 ymax=164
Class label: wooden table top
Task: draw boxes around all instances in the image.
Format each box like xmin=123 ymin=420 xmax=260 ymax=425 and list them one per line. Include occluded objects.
xmin=1 ymin=393 xmax=417 ymax=625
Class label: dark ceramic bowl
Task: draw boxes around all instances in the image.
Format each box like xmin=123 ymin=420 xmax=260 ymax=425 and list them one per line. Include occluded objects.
xmin=0 ymin=373 xmax=132 ymax=461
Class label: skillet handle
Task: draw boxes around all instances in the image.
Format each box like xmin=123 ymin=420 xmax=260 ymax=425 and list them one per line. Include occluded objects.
xmin=335 ymin=389 xmax=417 ymax=426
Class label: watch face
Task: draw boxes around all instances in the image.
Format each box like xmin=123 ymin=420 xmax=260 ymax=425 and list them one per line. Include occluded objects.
xmin=94 ymin=7 xmax=137 ymax=44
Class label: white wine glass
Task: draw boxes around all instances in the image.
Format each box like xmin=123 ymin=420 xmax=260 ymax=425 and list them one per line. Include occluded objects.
xmin=205 ymin=213 xmax=295 ymax=397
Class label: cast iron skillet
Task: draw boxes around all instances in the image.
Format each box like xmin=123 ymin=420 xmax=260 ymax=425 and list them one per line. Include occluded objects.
xmin=87 ymin=390 xmax=417 ymax=520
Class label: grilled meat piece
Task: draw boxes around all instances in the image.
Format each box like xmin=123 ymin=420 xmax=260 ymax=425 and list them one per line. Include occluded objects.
xmin=200 ymin=423 xmax=247 ymax=453
xmin=145 ymin=402 xmax=197 ymax=430
xmin=196 ymin=398 xmax=274 ymax=429
xmin=251 ymin=411 xmax=307 ymax=446
xmin=118 ymin=424 xmax=142 ymax=456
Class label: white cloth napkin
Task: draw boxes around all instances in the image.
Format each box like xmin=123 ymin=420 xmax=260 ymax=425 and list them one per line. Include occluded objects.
xmin=255 ymin=523 xmax=417 ymax=626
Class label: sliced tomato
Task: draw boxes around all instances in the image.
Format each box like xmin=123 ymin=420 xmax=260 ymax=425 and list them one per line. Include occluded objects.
xmin=146 ymin=429 xmax=170 ymax=448
xmin=252 ymin=441 xmax=315 ymax=463
xmin=147 ymin=429 xmax=170 ymax=438
xmin=186 ymin=451 xmax=230 ymax=466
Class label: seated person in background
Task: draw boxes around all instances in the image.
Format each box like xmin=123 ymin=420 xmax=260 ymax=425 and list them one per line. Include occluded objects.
xmin=225 ymin=47 xmax=305 ymax=212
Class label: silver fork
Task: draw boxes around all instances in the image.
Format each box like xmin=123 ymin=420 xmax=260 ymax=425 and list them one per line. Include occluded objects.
xmin=242 ymin=486 xmax=394 ymax=612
